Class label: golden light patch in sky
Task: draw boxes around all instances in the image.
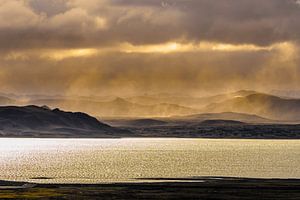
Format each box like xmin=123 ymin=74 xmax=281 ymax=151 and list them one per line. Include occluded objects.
xmin=4 ymin=48 xmax=100 ymax=61
xmin=4 ymin=52 xmax=29 ymax=61
xmin=208 ymin=43 xmax=273 ymax=52
xmin=95 ymin=17 xmax=108 ymax=30
xmin=120 ymin=42 xmax=185 ymax=53
xmin=273 ymin=42 xmax=297 ymax=61
xmin=40 ymin=48 xmax=99 ymax=60
xmin=2 ymin=41 xmax=296 ymax=62
xmin=119 ymin=41 xmax=283 ymax=54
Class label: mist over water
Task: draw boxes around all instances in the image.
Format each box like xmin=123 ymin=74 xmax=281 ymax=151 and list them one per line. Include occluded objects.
xmin=0 ymin=138 xmax=299 ymax=183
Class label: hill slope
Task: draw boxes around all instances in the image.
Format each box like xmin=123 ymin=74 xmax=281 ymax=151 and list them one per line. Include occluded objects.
xmin=0 ymin=106 xmax=128 ymax=138
xmin=204 ymin=93 xmax=300 ymax=121
xmin=104 ymin=118 xmax=168 ymax=127
xmin=199 ymin=120 xmax=246 ymax=126
xmin=183 ymin=112 xmax=273 ymax=124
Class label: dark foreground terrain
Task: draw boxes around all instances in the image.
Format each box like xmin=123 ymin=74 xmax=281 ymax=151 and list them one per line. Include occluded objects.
xmin=104 ymin=114 xmax=300 ymax=139
xmin=0 ymin=177 xmax=299 ymax=200
xmin=0 ymin=105 xmax=129 ymax=138
xmin=124 ymin=124 xmax=300 ymax=139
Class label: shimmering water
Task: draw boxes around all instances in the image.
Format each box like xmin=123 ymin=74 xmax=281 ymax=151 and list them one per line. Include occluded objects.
xmin=0 ymin=138 xmax=299 ymax=183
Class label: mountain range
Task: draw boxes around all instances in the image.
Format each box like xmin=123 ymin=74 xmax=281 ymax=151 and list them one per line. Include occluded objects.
xmin=0 ymin=104 xmax=298 ymax=139
xmin=28 ymin=97 xmax=197 ymax=117
xmin=0 ymin=90 xmax=299 ymax=122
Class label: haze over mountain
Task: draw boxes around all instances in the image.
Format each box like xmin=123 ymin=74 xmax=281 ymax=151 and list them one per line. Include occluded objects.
xmin=0 ymin=100 xmax=298 ymax=139
xmin=125 ymin=90 xmax=257 ymax=109
xmin=24 ymin=91 xmax=300 ymax=121
xmin=0 ymin=90 xmax=299 ymax=122
xmin=0 ymin=90 xmax=257 ymax=110
xmin=28 ymin=97 xmax=198 ymax=117
xmin=104 ymin=111 xmax=276 ymax=128
xmin=204 ymin=93 xmax=300 ymax=121
xmin=270 ymin=90 xmax=300 ymax=99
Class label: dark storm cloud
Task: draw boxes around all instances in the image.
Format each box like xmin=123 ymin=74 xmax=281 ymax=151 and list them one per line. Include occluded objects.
xmin=29 ymin=0 xmax=69 ymax=16
xmin=1 ymin=0 xmax=300 ymax=49
xmin=112 ymin=0 xmax=300 ymax=45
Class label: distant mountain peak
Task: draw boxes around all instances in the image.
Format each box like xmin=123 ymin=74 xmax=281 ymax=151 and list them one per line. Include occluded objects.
xmin=232 ymin=90 xmax=258 ymax=97
xmin=41 ymin=105 xmax=51 ymax=110
xmin=203 ymin=93 xmax=300 ymax=121
xmin=113 ymin=97 xmax=130 ymax=103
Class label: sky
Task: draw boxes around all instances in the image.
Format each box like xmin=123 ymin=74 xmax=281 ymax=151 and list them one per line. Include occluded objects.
xmin=0 ymin=0 xmax=300 ymax=96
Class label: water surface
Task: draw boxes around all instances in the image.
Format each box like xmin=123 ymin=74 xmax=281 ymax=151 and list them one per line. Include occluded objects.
xmin=0 ymin=138 xmax=299 ymax=183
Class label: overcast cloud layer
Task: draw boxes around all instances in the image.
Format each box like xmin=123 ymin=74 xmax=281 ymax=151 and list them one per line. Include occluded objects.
xmin=0 ymin=0 xmax=299 ymax=96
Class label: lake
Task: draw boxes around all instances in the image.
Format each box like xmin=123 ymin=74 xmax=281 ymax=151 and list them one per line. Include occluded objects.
xmin=0 ymin=138 xmax=299 ymax=183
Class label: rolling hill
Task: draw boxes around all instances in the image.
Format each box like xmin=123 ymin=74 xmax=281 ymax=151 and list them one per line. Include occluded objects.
xmin=182 ymin=112 xmax=273 ymax=124
xmin=104 ymin=118 xmax=168 ymax=127
xmin=199 ymin=120 xmax=246 ymax=126
xmin=0 ymin=105 xmax=128 ymax=138
xmin=203 ymin=93 xmax=300 ymax=121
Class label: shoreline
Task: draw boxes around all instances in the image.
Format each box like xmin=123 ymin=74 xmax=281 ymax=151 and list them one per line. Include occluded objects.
xmin=1 ymin=177 xmax=300 ymax=199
